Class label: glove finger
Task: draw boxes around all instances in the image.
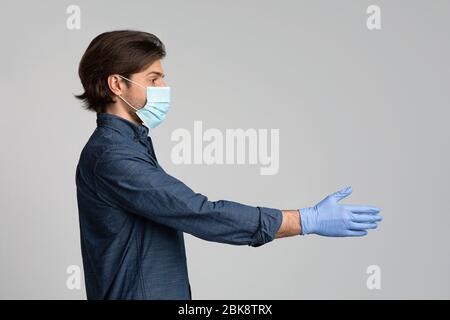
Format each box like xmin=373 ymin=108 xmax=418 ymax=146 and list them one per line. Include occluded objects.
xmin=348 ymin=221 xmax=378 ymax=230
xmin=350 ymin=213 xmax=383 ymax=223
xmin=342 ymin=204 xmax=380 ymax=213
xmin=346 ymin=230 xmax=368 ymax=237
xmin=328 ymin=186 xmax=353 ymax=202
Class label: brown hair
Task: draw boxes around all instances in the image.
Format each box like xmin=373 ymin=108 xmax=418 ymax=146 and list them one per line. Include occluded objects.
xmin=75 ymin=30 xmax=166 ymax=113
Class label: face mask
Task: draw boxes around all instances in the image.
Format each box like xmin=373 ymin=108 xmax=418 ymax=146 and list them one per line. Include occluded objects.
xmin=117 ymin=75 xmax=171 ymax=129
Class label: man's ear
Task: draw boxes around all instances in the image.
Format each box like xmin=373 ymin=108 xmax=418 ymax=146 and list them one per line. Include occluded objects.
xmin=107 ymin=74 xmax=124 ymax=96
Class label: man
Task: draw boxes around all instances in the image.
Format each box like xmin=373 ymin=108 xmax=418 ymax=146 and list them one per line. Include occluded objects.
xmin=75 ymin=30 xmax=382 ymax=300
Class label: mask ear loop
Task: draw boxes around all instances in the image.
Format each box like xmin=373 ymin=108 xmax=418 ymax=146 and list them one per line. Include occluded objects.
xmin=117 ymin=95 xmax=139 ymax=111
xmin=118 ymin=75 xmax=146 ymax=89
xmin=116 ymin=75 xmax=147 ymax=111
xmin=118 ymin=94 xmax=148 ymax=128
xmin=118 ymin=74 xmax=147 ymax=111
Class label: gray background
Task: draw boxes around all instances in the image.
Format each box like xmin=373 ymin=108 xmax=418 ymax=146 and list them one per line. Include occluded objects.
xmin=1 ymin=0 xmax=449 ymax=299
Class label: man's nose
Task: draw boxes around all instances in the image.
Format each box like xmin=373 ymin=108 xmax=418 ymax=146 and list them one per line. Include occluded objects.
xmin=158 ymin=79 xmax=167 ymax=87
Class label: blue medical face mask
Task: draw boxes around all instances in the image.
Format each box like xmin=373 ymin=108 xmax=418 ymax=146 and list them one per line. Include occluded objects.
xmin=117 ymin=75 xmax=171 ymax=129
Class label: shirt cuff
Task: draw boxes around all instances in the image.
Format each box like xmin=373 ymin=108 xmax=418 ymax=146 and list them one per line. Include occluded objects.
xmin=248 ymin=207 xmax=283 ymax=247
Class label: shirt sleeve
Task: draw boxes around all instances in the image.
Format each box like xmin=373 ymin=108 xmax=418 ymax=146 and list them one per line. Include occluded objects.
xmin=93 ymin=147 xmax=283 ymax=247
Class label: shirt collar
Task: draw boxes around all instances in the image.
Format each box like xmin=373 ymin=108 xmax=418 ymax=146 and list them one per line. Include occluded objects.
xmin=96 ymin=112 xmax=149 ymax=140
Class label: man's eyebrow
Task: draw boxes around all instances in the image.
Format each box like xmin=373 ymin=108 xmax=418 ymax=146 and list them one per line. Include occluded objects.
xmin=147 ymin=71 xmax=165 ymax=78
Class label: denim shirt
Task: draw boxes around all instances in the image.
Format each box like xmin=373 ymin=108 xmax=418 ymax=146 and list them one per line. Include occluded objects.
xmin=75 ymin=112 xmax=283 ymax=300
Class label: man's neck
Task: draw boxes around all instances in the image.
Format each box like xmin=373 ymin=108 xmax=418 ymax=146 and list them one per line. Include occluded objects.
xmin=105 ymin=105 xmax=142 ymax=126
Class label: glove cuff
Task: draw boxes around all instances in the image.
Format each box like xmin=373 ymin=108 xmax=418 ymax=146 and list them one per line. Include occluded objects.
xmin=298 ymin=206 xmax=316 ymax=235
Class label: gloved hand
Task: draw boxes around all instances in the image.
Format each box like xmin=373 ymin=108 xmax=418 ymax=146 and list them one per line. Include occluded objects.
xmin=299 ymin=186 xmax=382 ymax=237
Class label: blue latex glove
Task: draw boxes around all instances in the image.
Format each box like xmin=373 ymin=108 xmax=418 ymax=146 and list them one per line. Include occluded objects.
xmin=299 ymin=186 xmax=382 ymax=237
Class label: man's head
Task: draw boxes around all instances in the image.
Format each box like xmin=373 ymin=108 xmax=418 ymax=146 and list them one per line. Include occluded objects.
xmin=76 ymin=30 xmax=167 ymax=123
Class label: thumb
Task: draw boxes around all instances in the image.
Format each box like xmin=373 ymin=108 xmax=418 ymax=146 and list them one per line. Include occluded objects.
xmin=329 ymin=186 xmax=352 ymax=202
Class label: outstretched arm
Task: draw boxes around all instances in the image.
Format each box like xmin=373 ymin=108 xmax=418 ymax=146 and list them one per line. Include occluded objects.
xmin=94 ymin=147 xmax=283 ymax=247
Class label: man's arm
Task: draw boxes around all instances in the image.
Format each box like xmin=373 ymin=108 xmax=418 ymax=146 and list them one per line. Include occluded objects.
xmin=94 ymin=148 xmax=283 ymax=247
xmin=275 ymin=210 xmax=301 ymax=239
